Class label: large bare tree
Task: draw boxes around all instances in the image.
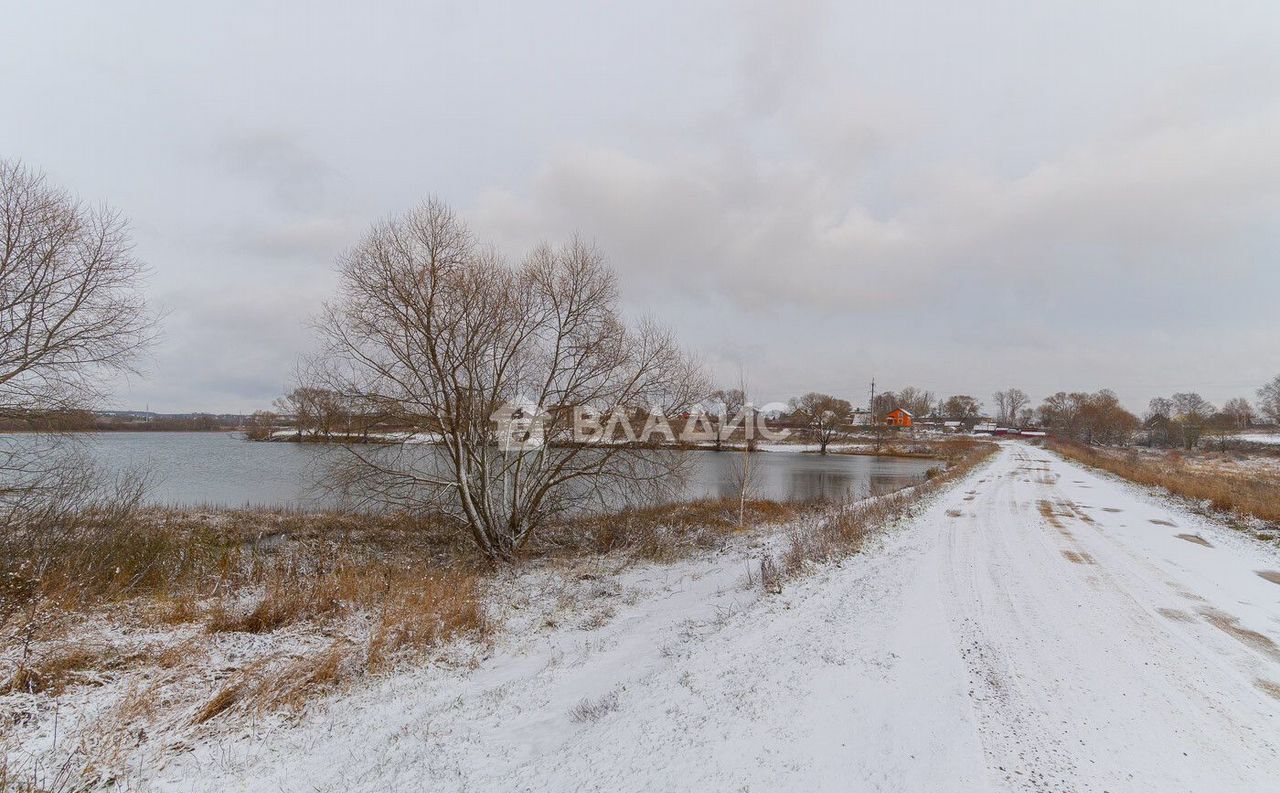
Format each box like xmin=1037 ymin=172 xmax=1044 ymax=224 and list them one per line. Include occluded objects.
xmin=0 ymin=160 xmax=151 ymax=414
xmin=315 ymin=198 xmax=704 ymax=560
xmin=0 ymin=160 xmax=153 ymax=525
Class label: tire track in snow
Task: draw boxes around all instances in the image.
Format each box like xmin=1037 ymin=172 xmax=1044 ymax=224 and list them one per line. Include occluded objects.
xmin=938 ymin=444 xmax=1280 ymax=792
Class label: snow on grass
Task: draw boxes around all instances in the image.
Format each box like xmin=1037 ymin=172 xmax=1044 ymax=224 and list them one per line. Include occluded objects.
xmin=140 ymin=443 xmax=1280 ymax=792
xmin=10 ymin=442 xmax=1280 ymax=791
xmin=133 ymin=540 xmax=783 ymax=791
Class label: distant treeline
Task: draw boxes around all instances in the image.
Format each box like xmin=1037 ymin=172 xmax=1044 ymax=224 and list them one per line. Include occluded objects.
xmin=0 ymin=411 xmax=248 ymax=432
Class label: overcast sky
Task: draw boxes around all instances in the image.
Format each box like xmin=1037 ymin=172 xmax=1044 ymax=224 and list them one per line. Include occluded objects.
xmin=2 ymin=1 xmax=1278 ymax=414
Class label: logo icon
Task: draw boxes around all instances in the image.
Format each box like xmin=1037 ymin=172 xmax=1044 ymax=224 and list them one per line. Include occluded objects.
xmin=491 ymin=400 xmax=547 ymax=452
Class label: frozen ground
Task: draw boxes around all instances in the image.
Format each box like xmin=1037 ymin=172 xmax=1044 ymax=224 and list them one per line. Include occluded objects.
xmin=25 ymin=443 xmax=1280 ymax=791
xmin=1121 ymin=443 xmax=1280 ymax=478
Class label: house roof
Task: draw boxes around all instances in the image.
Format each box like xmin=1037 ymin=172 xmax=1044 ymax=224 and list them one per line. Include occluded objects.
xmin=889 ymin=408 xmax=913 ymax=416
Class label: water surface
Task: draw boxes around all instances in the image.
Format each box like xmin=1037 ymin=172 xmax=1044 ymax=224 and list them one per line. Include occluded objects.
xmin=31 ymin=432 xmax=936 ymax=511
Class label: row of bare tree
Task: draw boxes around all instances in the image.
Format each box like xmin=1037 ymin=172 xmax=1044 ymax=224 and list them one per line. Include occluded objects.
xmin=865 ymin=388 xmax=986 ymax=424
xmin=246 ymin=387 xmax=383 ymax=442
xmin=785 ymin=381 xmax=1280 ymax=454
xmin=1140 ymin=387 xmax=1280 ymax=450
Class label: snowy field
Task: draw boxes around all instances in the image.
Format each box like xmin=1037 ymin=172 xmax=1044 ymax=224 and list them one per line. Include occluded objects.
xmin=9 ymin=442 xmax=1280 ymax=791
xmin=1237 ymin=432 xmax=1280 ymax=446
xmin=1123 ymin=443 xmax=1280 ymax=479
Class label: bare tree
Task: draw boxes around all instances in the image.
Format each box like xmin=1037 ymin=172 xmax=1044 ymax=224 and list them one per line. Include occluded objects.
xmin=1259 ymin=374 xmax=1280 ymax=425
xmin=243 ymin=410 xmax=279 ymax=441
xmin=1222 ymin=397 xmax=1254 ymax=430
xmin=1141 ymin=397 xmax=1175 ymax=446
xmin=0 ymin=160 xmax=151 ymax=415
xmin=730 ymin=373 xmax=757 ymax=527
xmin=942 ymin=394 xmax=982 ymax=427
xmin=1039 ymin=390 xmax=1137 ymax=445
xmin=1170 ymin=392 xmax=1215 ymax=450
xmin=314 ymin=198 xmax=704 ymax=561
xmin=789 ymin=392 xmax=853 ymax=454
xmin=992 ymin=388 xmax=1030 ymax=427
xmin=1038 ymin=392 xmax=1084 ymax=437
xmin=708 ymin=387 xmax=745 ymax=452
xmin=992 ymin=390 xmax=1011 ymax=425
xmin=274 ymin=387 xmax=317 ymax=440
xmin=0 ymin=160 xmax=153 ymax=527
xmin=1081 ymin=390 xmax=1139 ymax=445
xmin=1146 ymin=397 xmax=1173 ymax=421
xmin=871 ymin=390 xmax=899 ymax=418
xmin=895 ymin=386 xmax=934 ymax=419
xmin=274 ymin=386 xmax=348 ymax=441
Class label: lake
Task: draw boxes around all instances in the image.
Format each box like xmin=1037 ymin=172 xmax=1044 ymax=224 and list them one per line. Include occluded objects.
xmin=24 ymin=432 xmax=938 ymax=511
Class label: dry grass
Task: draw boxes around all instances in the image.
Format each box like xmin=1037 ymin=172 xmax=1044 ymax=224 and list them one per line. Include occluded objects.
xmin=0 ymin=753 xmax=83 ymax=793
xmin=0 ymin=456 xmax=978 ymax=788
xmin=5 ymin=644 xmax=124 ymax=696
xmin=1049 ymin=440 xmax=1280 ymax=526
xmin=0 ymin=493 xmax=794 ymax=758
xmin=1256 ymin=678 xmax=1280 ymax=700
xmin=532 ymin=498 xmax=804 ymax=562
xmin=192 ymin=673 xmax=252 ymax=725
xmin=191 ymin=642 xmax=361 ymax=724
xmin=364 ymin=573 xmax=488 ymax=675
xmin=1037 ymin=499 xmax=1063 ymax=528
xmin=0 ymin=506 xmax=489 ymax=748
xmin=569 ymin=690 xmax=621 ymax=723
xmin=0 ymin=493 xmax=801 ymax=738
xmin=2 ymin=508 xmax=469 ymax=619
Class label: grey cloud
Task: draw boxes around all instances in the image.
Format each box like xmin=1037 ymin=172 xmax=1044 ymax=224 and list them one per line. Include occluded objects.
xmin=3 ymin=1 xmax=1279 ymax=412
xmin=241 ymin=216 xmax=362 ymax=260
xmin=733 ymin=0 xmax=829 ymax=119
xmin=215 ymin=131 xmax=336 ymax=212
xmin=478 ymin=97 xmax=1280 ymax=319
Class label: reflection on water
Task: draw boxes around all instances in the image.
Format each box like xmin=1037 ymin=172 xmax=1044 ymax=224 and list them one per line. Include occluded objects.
xmin=688 ymin=450 xmax=928 ymax=504
xmin=11 ymin=432 xmax=936 ymax=511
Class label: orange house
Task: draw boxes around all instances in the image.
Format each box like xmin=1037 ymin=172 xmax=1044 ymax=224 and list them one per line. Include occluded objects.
xmin=883 ymin=408 xmax=913 ymax=428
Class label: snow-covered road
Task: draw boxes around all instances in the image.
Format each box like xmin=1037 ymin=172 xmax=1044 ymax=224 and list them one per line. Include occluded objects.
xmin=165 ymin=443 xmax=1280 ymax=792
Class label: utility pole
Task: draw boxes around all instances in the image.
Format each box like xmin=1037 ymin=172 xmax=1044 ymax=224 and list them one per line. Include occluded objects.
xmin=870 ymin=377 xmax=883 ymax=452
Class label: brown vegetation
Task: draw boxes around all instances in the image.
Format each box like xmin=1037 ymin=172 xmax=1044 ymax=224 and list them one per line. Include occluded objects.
xmin=533 ymin=498 xmax=802 ymax=562
xmin=1 ymin=507 xmax=487 ymax=710
xmin=1 ymin=494 xmax=807 ymax=725
xmin=1048 ymin=440 xmax=1280 ymax=525
xmin=1037 ymin=390 xmax=1138 ymax=445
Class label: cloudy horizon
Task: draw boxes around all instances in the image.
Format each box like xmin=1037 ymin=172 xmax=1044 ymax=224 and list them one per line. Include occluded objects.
xmin=3 ymin=1 xmax=1277 ymax=415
